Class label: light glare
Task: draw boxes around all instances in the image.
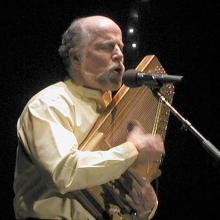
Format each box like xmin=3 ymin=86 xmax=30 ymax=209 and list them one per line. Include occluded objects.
xmin=128 ymin=28 xmax=134 ymax=33
xmin=132 ymin=43 xmax=137 ymax=48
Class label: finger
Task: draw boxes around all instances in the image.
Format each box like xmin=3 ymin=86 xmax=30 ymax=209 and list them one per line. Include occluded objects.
xmin=122 ymin=193 xmax=140 ymax=212
xmin=126 ymin=169 xmax=157 ymax=209
xmin=154 ymin=134 xmax=165 ymax=154
xmin=116 ymin=174 xmax=132 ymax=194
xmin=117 ymin=173 xmax=143 ymax=204
xmin=123 ymin=170 xmax=147 ymax=205
xmin=113 ymin=183 xmax=140 ymax=212
xmin=127 ymin=120 xmax=145 ymax=134
xmin=142 ymin=183 xmax=157 ymax=210
xmin=142 ymin=134 xmax=165 ymax=156
xmin=111 ymin=187 xmax=134 ymax=213
xmin=116 ymin=176 xmax=157 ymax=213
xmin=127 ymin=168 xmax=147 ymax=187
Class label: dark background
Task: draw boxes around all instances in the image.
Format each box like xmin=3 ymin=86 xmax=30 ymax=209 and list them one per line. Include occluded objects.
xmin=2 ymin=0 xmax=219 ymax=219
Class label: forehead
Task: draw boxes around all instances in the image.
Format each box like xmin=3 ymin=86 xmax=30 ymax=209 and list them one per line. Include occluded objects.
xmin=83 ymin=18 xmax=123 ymax=43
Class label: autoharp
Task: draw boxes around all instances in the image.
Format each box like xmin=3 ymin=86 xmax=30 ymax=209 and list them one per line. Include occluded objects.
xmin=73 ymin=55 xmax=175 ymax=219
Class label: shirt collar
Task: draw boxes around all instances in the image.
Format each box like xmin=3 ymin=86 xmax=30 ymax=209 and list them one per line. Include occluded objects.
xmin=64 ymin=78 xmax=112 ymax=110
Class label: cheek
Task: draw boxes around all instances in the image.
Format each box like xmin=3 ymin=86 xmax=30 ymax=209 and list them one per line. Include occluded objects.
xmin=84 ymin=52 xmax=111 ymax=73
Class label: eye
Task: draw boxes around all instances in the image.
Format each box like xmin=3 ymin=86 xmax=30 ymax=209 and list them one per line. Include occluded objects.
xmin=101 ymin=43 xmax=115 ymax=51
xmin=96 ymin=41 xmax=115 ymax=52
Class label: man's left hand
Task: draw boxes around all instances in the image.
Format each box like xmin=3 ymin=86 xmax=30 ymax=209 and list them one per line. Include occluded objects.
xmin=113 ymin=168 xmax=157 ymax=219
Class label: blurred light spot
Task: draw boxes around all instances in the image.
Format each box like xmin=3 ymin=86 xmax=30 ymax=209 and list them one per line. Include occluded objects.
xmin=128 ymin=28 xmax=134 ymax=34
xmin=132 ymin=43 xmax=137 ymax=48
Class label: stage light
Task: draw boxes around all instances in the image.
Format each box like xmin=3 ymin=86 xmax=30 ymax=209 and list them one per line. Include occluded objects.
xmin=128 ymin=28 xmax=134 ymax=34
xmin=131 ymin=43 xmax=137 ymax=48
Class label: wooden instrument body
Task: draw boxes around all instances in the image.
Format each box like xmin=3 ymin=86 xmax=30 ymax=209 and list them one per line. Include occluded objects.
xmin=75 ymin=55 xmax=175 ymax=219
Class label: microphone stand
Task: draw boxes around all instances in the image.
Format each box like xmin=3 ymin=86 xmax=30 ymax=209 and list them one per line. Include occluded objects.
xmin=153 ymin=89 xmax=220 ymax=161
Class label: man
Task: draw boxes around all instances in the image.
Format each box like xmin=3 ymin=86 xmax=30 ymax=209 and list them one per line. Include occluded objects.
xmin=13 ymin=16 xmax=164 ymax=220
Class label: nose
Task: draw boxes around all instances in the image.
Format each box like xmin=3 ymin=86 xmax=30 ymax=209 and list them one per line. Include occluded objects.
xmin=112 ymin=45 xmax=124 ymax=62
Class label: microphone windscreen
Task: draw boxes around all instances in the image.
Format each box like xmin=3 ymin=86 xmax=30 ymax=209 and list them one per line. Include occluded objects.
xmin=122 ymin=69 xmax=139 ymax=87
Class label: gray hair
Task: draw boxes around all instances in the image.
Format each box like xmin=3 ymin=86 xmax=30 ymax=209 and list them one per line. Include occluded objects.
xmin=58 ymin=18 xmax=85 ymax=69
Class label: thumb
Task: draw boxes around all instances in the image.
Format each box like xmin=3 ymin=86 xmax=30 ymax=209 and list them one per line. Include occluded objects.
xmin=127 ymin=120 xmax=145 ymax=135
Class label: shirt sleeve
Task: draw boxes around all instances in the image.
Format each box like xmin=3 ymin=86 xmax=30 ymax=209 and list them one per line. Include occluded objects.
xmin=18 ymin=94 xmax=138 ymax=194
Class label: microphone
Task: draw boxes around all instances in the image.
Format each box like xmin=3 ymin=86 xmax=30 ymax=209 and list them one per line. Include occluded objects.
xmin=123 ymin=69 xmax=183 ymax=88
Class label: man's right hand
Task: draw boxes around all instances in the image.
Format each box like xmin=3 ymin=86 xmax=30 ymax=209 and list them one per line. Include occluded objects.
xmin=126 ymin=121 xmax=165 ymax=166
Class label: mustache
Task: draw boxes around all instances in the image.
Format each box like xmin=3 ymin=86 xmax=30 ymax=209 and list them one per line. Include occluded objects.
xmin=83 ymin=64 xmax=124 ymax=79
xmin=93 ymin=63 xmax=123 ymax=77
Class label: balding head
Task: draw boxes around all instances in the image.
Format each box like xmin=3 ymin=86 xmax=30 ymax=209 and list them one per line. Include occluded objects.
xmin=58 ymin=16 xmax=122 ymax=71
xmin=79 ymin=16 xmax=121 ymax=34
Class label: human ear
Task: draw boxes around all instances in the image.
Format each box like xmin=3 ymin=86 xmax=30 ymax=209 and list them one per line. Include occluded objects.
xmin=69 ymin=48 xmax=81 ymax=64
